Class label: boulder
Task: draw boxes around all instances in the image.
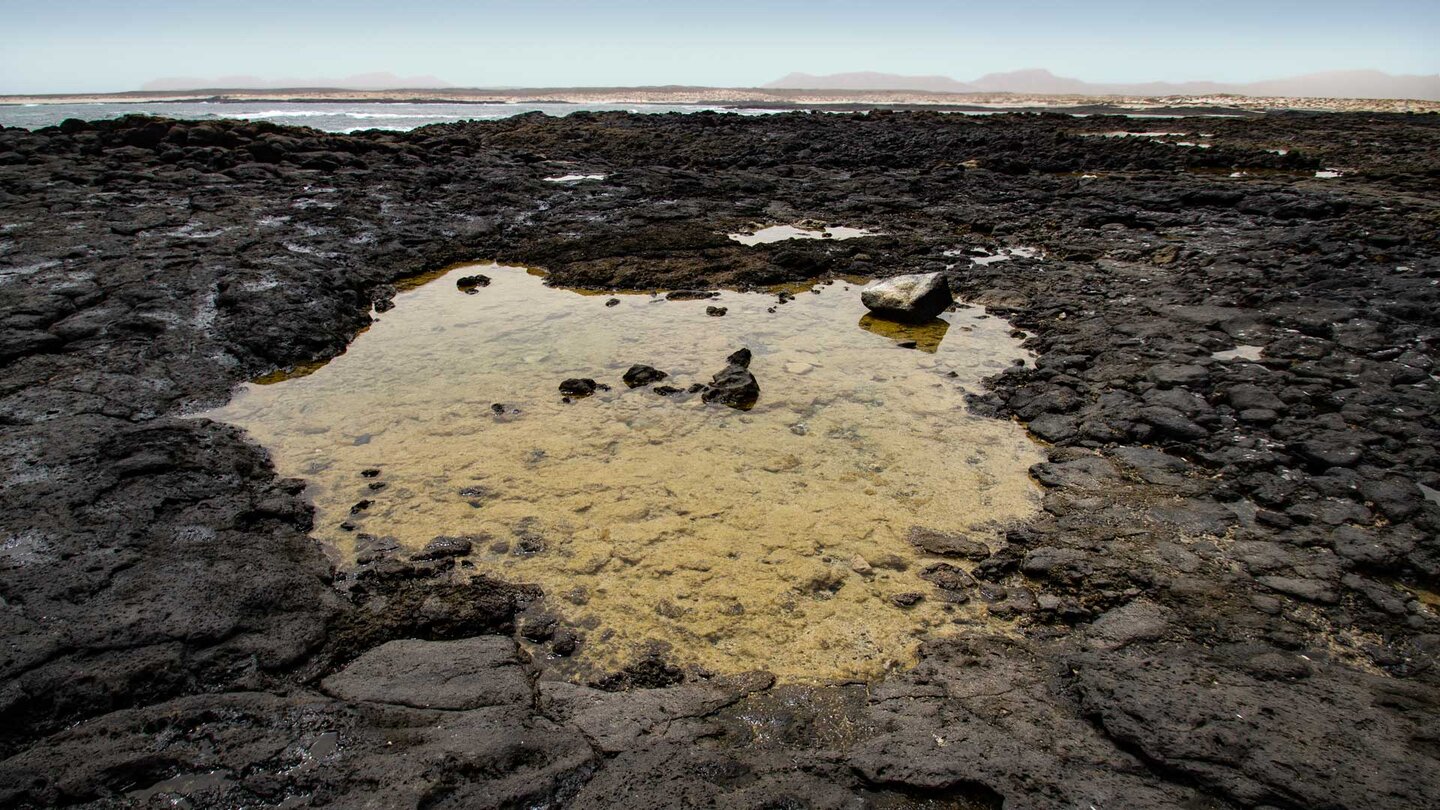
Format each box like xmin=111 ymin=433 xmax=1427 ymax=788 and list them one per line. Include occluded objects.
xmin=860 ymin=273 xmax=953 ymax=323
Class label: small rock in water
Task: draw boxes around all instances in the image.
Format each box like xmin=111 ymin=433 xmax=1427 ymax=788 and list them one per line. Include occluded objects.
xmin=605 ymin=297 xmax=621 ymax=307
xmin=892 ymin=592 xmax=925 ymax=608
xmin=559 ymin=378 xmax=600 ymax=397
xmin=623 ymin=364 xmax=668 ymax=388
xmin=551 ymin=628 xmax=580 ymax=656
xmin=706 ymin=306 xmax=728 ymax=317
xmin=414 ymin=535 xmax=475 ymax=560
xmin=456 ymin=274 xmax=491 ymax=294
xmin=490 ymin=403 xmax=506 ymax=414
xmin=653 ymin=385 xmax=683 ymax=396
xmin=861 ymin=272 xmax=954 ymax=323
xmin=907 ymin=526 xmax=991 ymax=560
xmin=702 ymin=348 xmax=760 ymax=410
xmin=350 ymin=499 xmax=373 ymax=514
xmin=360 ymin=468 xmax=381 ymax=478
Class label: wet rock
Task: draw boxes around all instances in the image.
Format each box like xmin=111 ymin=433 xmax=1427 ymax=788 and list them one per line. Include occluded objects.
xmin=413 ymin=535 xmax=475 ymax=561
xmin=701 ymin=349 xmax=759 ymax=410
xmin=622 ymin=364 xmax=668 ymax=388
xmin=456 ymin=274 xmax=491 ymax=293
xmin=605 ymin=297 xmax=621 ymax=307
xmin=860 ymin=272 xmax=953 ymax=323
xmin=920 ymin=562 xmax=975 ymax=597
xmin=891 ymin=592 xmax=925 ymax=608
xmin=705 ymin=305 xmax=727 ymax=316
xmin=906 ymin=526 xmax=990 ymax=560
xmin=551 ymin=628 xmax=580 ymax=656
xmin=558 ymin=377 xmax=600 ymax=397
xmin=665 ymin=289 xmax=718 ymax=301
xmin=590 ymin=655 xmax=685 ymax=691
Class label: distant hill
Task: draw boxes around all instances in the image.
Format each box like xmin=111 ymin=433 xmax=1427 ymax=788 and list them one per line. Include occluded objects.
xmin=766 ymin=72 xmax=974 ymax=93
xmin=141 ymin=72 xmax=453 ymax=91
xmin=765 ymin=68 xmax=1440 ymax=101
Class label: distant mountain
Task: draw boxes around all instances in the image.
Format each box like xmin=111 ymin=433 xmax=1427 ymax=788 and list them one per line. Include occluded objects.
xmin=766 ymin=71 xmax=973 ymax=93
xmin=764 ymin=68 xmax=1440 ymax=101
xmin=141 ymin=72 xmax=453 ymax=91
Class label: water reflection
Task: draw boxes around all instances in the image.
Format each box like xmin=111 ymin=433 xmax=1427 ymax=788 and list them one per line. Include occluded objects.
xmin=857 ymin=314 xmax=950 ymax=353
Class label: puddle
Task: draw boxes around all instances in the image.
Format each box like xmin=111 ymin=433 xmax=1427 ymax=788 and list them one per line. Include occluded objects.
xmin=202 ymin=264 xmax=1043 ymax=682
xmin=1212 ymin=345 xmax=1265 ymax=362
xmin=729 ymin=224 xmax=878 ymax=246
xmin=544 ymin=174 xmax=607 ymax=182
xmin=129 ymin=771 xmax=232 ymax=805
xmin=948 ymin=246 xmax=1042 ymax=266
xmin=1083 ymin=131 xmax=1185 ymax=138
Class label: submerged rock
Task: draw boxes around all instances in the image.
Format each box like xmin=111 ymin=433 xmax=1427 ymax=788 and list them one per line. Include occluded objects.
xmin=622 ymin=364 xmax=668 ymax=388
xmin=860 ymin=272 xmax=953 ymax=323
xmin=558 ymin=378 xmax=604 ymax=397
xmin=701 ymin=348 xmax=760 ymax=410
xmin=413 ymin=535 xmax=475 ymax=561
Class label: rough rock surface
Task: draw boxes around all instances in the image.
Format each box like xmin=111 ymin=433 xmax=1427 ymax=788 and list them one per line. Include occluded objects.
xmin=1 ymin=111 xmax=1438 ymax=807
xmin=860 ymin=271 xmax=954 ymax=322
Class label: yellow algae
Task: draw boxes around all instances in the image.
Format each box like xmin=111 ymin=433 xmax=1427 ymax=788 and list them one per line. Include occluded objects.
xmin=202 ymin=263 xmax=1044 ymax=682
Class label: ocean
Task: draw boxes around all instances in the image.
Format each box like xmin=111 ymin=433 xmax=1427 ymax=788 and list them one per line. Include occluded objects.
xmin=0 ymin=101 xmax=782 ymax=133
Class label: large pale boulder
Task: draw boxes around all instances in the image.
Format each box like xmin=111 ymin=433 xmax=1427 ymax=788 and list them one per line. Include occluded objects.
xmin=860 ymin=273 xmax=954 ymax=322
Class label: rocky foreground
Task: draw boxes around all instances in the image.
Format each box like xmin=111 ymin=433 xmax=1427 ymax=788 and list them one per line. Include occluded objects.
xmin=0 ymin=110 xmax=1438 ymax=808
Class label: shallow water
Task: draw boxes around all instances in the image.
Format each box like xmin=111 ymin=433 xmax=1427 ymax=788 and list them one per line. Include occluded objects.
xmin=202 ymin=264 xmax=1043 ymax=682
xmin=1212 ymin=345 xmax=1265 ymax=362
xmin=729 ymin=224 xmax=877 ymax=246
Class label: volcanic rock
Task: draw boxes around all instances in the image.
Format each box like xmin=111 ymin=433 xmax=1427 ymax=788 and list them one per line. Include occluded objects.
xmin=860 ymin=272 xmax=953 ymax=323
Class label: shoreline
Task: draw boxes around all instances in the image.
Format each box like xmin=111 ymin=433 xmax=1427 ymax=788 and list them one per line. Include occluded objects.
xmin=2 ymin=85 xmax=1438 ymax=114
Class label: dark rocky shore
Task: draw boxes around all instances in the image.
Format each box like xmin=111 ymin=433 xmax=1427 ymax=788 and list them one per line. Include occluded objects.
xmin=1 ymin=110 xmax=1437 ymax=808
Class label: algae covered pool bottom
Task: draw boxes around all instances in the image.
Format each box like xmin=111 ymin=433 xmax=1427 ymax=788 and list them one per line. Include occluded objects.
xmin=203 ymin=264 xmax=1045 ymax=682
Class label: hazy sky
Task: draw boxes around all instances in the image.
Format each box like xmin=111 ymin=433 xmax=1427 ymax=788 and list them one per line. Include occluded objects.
xmin=2 ymin=0 xmax=1436 ymax=93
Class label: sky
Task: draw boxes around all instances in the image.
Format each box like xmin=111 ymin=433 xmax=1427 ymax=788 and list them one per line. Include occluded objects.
xmin=1 ymin=0 xmax=1437 ymax=93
